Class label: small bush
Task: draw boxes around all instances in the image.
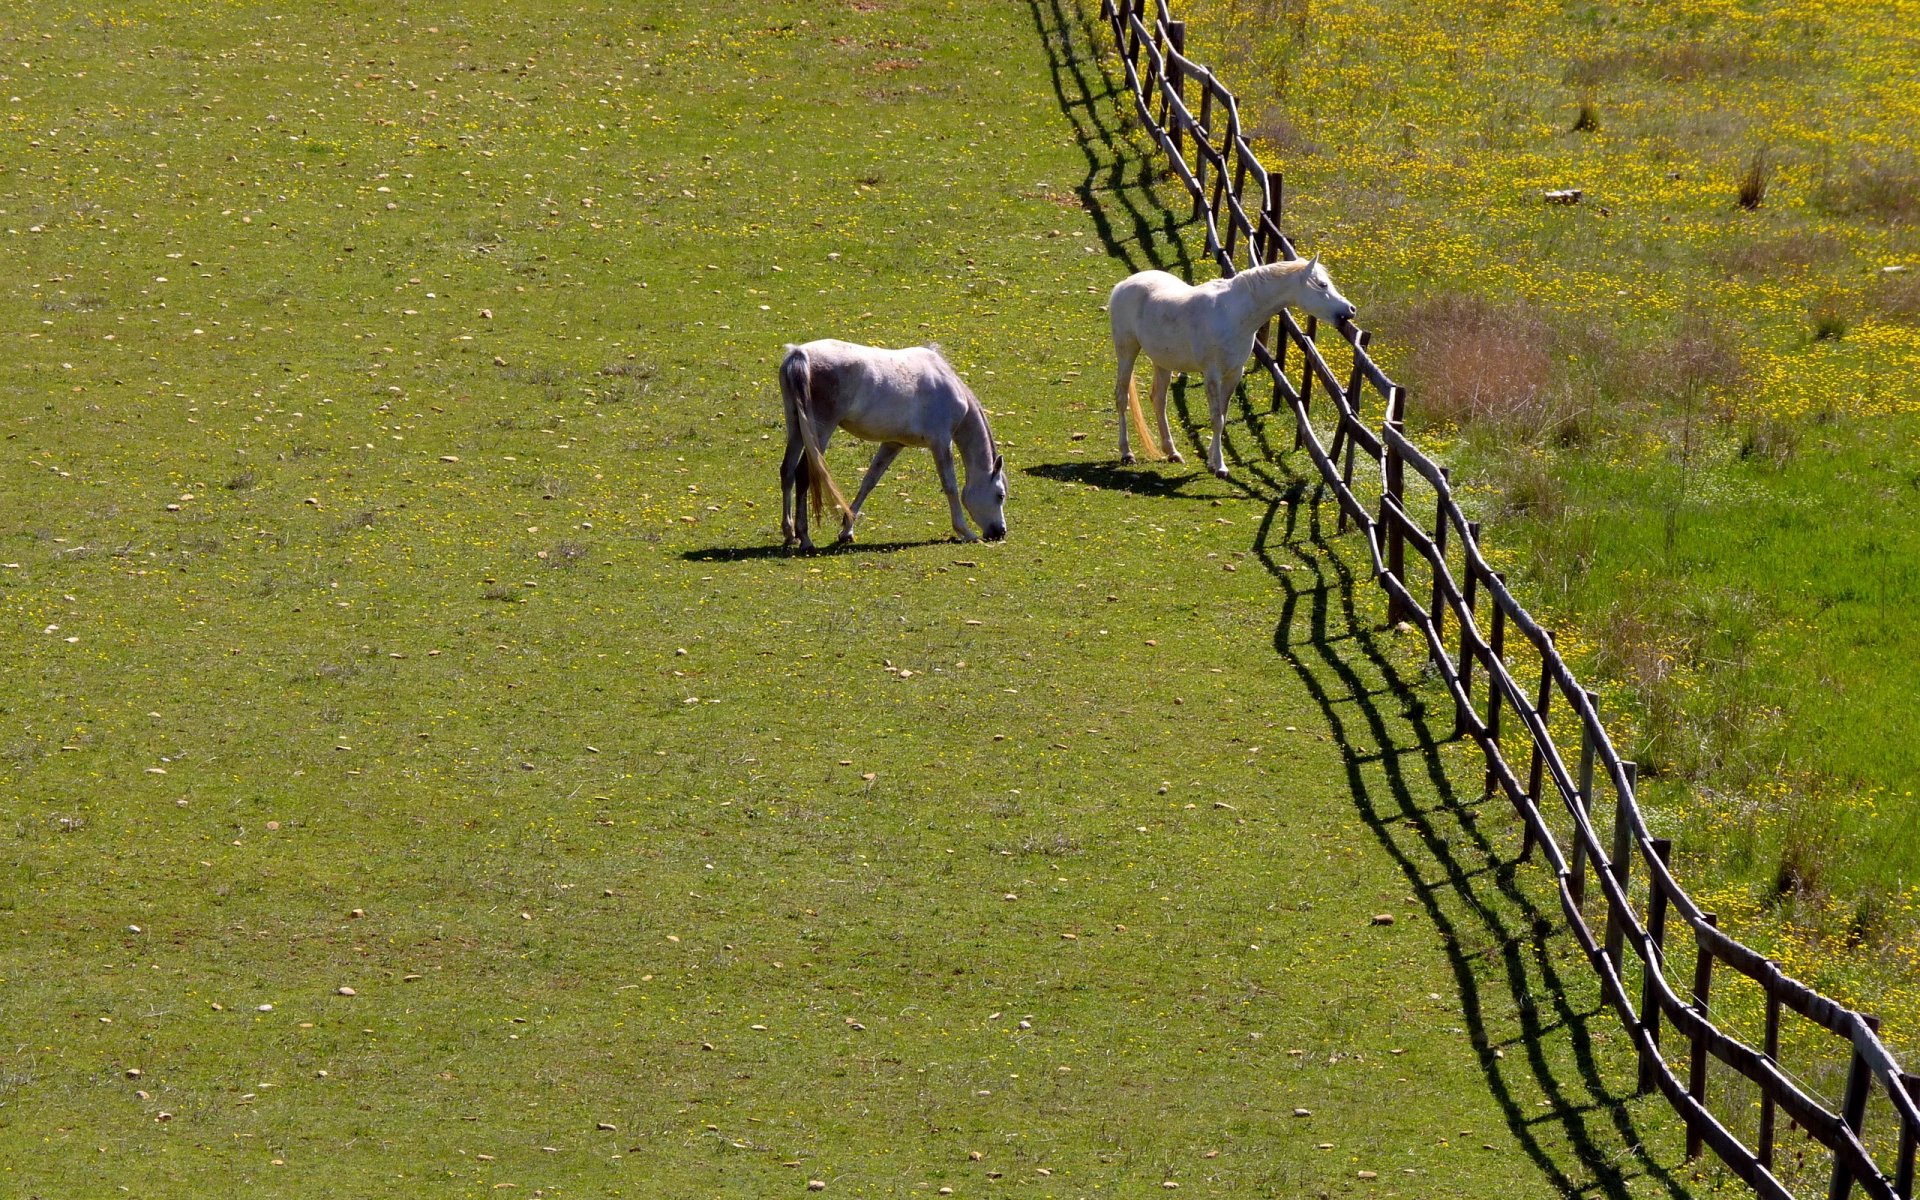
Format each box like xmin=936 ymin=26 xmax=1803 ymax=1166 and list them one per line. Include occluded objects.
xmin=1736 ymin=151 xmax=1769 ymax=210
xmin=1809 ymin=295 xmax=1850 ymax=341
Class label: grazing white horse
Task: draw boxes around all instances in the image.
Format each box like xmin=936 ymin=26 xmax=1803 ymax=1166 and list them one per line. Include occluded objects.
xmin=778 ymin=339 xmax=1008 ymax=551
xmin=1108 ymin=255 xmax=1356 ymax=477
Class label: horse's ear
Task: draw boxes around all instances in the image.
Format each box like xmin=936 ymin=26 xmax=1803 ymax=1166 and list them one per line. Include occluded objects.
xmin=1309 ymin=251 xmax=1321 ymax=272
xmin=994 ymin=453 xmax=1005 ymax=476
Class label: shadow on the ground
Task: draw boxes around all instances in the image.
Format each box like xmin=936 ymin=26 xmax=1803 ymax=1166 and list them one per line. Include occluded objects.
xmin=1022 ymin=459 xmax=1213 ymax=498
xmin=680 ymin=536 xmax=968 ymax=563
xmin=1028 ymin=1 xmax=1694 ymax=1197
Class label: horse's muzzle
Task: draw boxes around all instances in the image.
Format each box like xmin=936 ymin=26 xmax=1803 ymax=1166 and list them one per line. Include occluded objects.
xmin=984 ymin=524 xmax=1007 ymax=542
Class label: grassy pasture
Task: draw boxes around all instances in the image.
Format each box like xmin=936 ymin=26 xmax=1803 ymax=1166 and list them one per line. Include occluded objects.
xmin=1176 ymin=0 xmax=1920 ymax=1027
xmin=0 ymin=0 xmax=1728 ymax=1195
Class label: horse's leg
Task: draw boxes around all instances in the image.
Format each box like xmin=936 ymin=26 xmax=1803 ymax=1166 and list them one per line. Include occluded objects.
xmin=1205 ymin=368 xmax=1231 ymax=478
xmin=841 ymin=442 xmax=904 ymax=545
xmin=780 ymin=428 xmax=807 ymax=547
xmin=1150 ymin=366 xmax=1181 ymax=463
xmin=793 ymin=451 xmax=814 ymax=551
xmin=932 ymin=444 xmax=978 ymax=543
xmin=1113 ymin=340 xmax=1140 ymax=464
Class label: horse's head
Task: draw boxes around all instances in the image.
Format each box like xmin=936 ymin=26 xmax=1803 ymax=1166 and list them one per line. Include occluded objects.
xmin=1301 ymin=253 xmax=1357 ymax=324
xmin=964 ymin=452 xmax=1009 ymax=541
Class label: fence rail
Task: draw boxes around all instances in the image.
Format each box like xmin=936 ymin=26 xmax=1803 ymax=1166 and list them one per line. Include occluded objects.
xmin=1093 ymin=3 xmax=1918 ymax=1197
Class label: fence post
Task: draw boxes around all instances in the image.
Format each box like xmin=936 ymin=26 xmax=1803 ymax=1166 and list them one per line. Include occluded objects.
xmin=1193 ymin=85 xmax=1213 ymax=222
xmin=1454 ymin=524 xmax=1481 ymax=737
xmin=1571 ymin=690 xmax=1600 ymax=908
xmin=1124 ymin=0 xmax=1144 ymax=75
xmin=1262 ymin=174 xmax=1284 ymax=263
xmin=1384 ymin=385 xmax=1410 ymax=625
xmin=1226 ymin=145 xmax=1250 ymax=264
xmin=1638 ymin=838 xmax=1673 ymax=1094
xmin=1293 ymin=316 xmax=1318 ymax=451
xmin=1521 ymin=632 xmax=1555 ymax=862
xmin=1604 ymin=760 xmax=1638 ymax=969
xmin=1430 ymin=467 xmax=1451 ymax=645
xmin=1829 ymin=1014 xmax=1881 ymax=1200
xmin=1686 ymin=912 xmax=1718 ymax=1161
xmin=1331 ymin=329 xmax=1370 ymax=534
xmin=1896 ymin=1071 xmax=1917 ymax=1200
xmin=1760 ymin=966 xmax=1782 ymax=1170
xmin=1166 ymin=22 xmax=1186 ymax=159
xmin=1483 ymin=579 xmax=1507 ymax=797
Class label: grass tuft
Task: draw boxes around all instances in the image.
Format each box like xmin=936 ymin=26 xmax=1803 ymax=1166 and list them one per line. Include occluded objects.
xmin=1736 ymin=150 xmax=1770 ymax=209
xmin=1572 ymin=93 xmax=1600 ymax=133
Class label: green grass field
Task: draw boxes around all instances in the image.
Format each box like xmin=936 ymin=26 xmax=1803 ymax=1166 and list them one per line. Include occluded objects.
xmin=0 ymin=0 xmax=1740 ymax=1195
xmin=1175 ymin=0 xmax=1920 ymax=1025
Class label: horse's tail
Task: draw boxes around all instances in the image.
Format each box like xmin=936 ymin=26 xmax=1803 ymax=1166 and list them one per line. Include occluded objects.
xmin=1126 ymin=371 xmax=1166 ymax=461
xmin=779 ymin=345 xmax=851 ymax=523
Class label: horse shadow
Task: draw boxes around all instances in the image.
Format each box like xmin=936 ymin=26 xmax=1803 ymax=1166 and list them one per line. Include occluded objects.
xmin=1028 ymin=2 xmax=1693 ymax=1197
xmin=1022 ymin=459 xmax=1212 ymax=499
xmin=680 ymin=536 xmax=967 ymax=563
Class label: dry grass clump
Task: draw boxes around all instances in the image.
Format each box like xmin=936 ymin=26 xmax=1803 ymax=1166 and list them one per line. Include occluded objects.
xmin=1565 ymin=41 xmax=1759 ymax=89
xmin=1661 ymin=311 xmax=1747 ymax=399
xmin=1817 ymin=153 xmax=1920 ymax=222
xmin=1874 ymin=269 xmax=1920 ymax=322
xmin=1738 ymin=415 xmax=1800 ymax=470
xmin=1235 ymin=0 xmax=1310 ymax=42
xmin=1249 ymin=109 xmax=1321 ymax=157
xmin=1491 ymin=452 xmax=1566 ymax=521
xmin=1391 ymin=295 xmax=1563 ymax=433
xmin=1601 ymin=311 xmax=1744 ymax=405
xmin=1713 ymin=232 xmax=1844 ymax=278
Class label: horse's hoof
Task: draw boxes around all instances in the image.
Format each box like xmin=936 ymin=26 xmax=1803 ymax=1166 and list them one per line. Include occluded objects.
xmin=835 ymin=531 xmax=855 ymax=546
xmin=1214 ymin=467 xmax=1231 ymax=480
xmin=798 ymin=539 xmax=816 ymax=552
xmin=1168 ymin=452 xmax=1185 ymax=464
xmin=1120 ymin=452 xmax=1136 ymax=465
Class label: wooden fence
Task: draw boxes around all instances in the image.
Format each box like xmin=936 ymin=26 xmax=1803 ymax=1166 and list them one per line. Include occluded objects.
xmin=1094 ymin=2 xmax=1919 ymax=1197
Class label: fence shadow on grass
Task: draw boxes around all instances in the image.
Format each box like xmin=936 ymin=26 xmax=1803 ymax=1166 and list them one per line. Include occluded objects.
xmin=1029 ymin=1 xmax=1693 ymax=1197
xmin=1263 ymin=495 xmax=1694 ymax=1200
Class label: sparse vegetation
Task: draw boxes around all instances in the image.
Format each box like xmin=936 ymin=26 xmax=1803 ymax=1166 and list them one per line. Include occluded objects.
xmin=1182 ymin=0 xmax=1920 ymax=1049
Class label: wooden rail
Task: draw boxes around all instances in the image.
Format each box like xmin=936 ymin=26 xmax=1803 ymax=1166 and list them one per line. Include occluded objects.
xmin=1094 ymin=2 xmax=1919 ymax=1197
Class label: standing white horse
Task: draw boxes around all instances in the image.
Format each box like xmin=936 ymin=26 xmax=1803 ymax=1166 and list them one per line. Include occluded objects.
xmin=778 ymin=339 xmax=1008 ymax=551
xmin=1108 ymin=255 xmax=1356 ymax=478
